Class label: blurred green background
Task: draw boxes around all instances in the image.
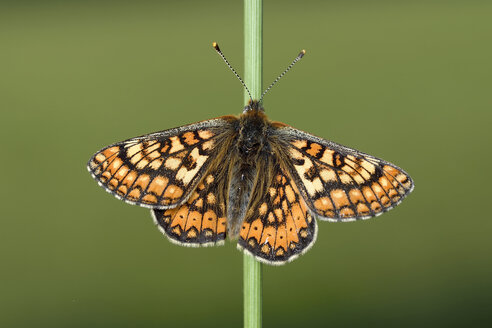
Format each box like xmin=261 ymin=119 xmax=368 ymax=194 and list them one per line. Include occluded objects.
xmin=1 ymin=0 xmax=491 ymax=327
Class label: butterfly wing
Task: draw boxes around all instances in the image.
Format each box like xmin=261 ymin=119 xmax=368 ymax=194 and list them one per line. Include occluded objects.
xmin=237 ymin=159 xmax=316 ymax=264
xmin=276 ymin=127 xmax=414 ymax=221
xmin=87 ymin=117 xmax=235 ymax=209
xmin=151 ymin=160 xmax=230 ymax=247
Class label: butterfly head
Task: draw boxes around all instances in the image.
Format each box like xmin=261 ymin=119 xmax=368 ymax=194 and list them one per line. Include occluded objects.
xmin=243 ymin=99 xmax=264 ymax=113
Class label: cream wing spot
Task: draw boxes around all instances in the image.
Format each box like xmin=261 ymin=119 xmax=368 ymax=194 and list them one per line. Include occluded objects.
xmin=155 ymin=176 xmax=168 ymax=186
xmin=292 ymin=139 xmax=308 ymax=148
xmin=169 ymin=136 xmax=185 ymax=153
xmin=146 ymin=150 xmax=161 ymax=161
xmin=338 ymin=172 xmax=353 ymax=184
xmin=197 ymin=130 xmax=214 ymax=139
xmin=126 ymin=143 xmax=143 ymax=158
xmin=95 ymin=153 xmax=105 ymax=163
xmin=284 ymin=185 xmax=296 ymax=202
xmin=114 ymin=165 xmax=129 ymax=179
xmin=361 ymin=161 xmax=376 ymax=174
xmin=202 ymin=140 xmax=214 ymax=150
xmin=289 ymin=148 xmax=303 ymax=159
xmin=358 ymin=168 xmax=371 ymax=179
xmin=351 ymin=172 xmax=365 ymax=184
xmin=195 ymin=198 xmax=203 ymax=208
xmin=320 ymin=169 xmax=337 ymax=182
xmin=135 ymin=159 xmax=149 ymax=170
xmin=175 ymin=168 xmax=187 ymax=182
xmin=164 ymin=157 xmax=181 ymax=170
xmin=149 ymin=158 xmax=164 ymax=170
xmin=373 ymin=184 xmax=383 ymax=194
xmin=320 ymin=149 xmax=335 ymax=166
xmin=207 ymin=193 xmax=216 ymax=204
xmin=311 ymin=177 xmax=324 ymax=193
xmin=379 ymin=176 xmax=391 ymax=189
xmin=332 ymin=189 xmax=345 ymax=200
xmin=259 ymin=203 xmax=268 ymax=215
xmin=130 ymin=152 xmax=143 ymax=165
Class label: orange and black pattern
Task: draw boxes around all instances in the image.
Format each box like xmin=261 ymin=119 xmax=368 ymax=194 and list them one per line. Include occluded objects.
xmin=279 ymin=127 xmax=413 ymax=221
xmin=88 ymin=119 xmax=227 ymax=208
xmin=152 ymin=165 xmax=229 ymax=247
xmin=88 ymin=100 xmax=413 ymax=265
xmin=238 ymin=162 xmax=316 ymax=264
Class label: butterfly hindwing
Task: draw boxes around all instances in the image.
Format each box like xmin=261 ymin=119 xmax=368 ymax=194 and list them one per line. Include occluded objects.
xmin=87 ymin=118 xmax=233 ymax=209
xmin=277 ymin=127 xmax=414 ymax=221
xmin=152 ymin=161 xmax=230 ymax=246
xmin=238 ymin=160 xmax=316 ymax=264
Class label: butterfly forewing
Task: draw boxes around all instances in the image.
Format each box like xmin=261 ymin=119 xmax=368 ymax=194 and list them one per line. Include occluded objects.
xmin=87 ymin=118 xmax=233 ymax=209
xmin=276 ymin=127 xmax=414 ymax=221
xmin=238 ymin=160 xmax=316 ymax=264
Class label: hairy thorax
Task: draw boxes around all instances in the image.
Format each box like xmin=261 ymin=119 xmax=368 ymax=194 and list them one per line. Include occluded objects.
xmin=237 ymin=110 xmax=270 ymax=160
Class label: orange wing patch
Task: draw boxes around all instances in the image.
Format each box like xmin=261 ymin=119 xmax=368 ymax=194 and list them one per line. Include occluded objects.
xmin=88 ymin=121 xmax=228 ymax=209
xmin=238 ymin=164 xmax=316 ymax=264
xmin=287 ymin=134 xmax=414 ymax=221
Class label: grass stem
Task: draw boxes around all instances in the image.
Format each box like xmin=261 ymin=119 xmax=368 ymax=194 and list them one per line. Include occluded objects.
xmin=243 ymin=1 xmax=263 ymax=328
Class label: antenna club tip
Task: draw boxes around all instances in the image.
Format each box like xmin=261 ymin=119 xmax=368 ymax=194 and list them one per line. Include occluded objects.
xmin=212 ymin=42 xmax=220 ymax=51
xmin=299 ymin=49 xmax=306 ymax=58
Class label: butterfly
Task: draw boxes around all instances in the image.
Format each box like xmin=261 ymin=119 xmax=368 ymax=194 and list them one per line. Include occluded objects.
xmin=87 ymin=43 xmax=414 ymax=265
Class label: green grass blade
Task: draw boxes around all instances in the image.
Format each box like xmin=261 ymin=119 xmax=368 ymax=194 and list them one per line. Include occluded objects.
xmin=243 ymin=1 xmax=263 ymax=328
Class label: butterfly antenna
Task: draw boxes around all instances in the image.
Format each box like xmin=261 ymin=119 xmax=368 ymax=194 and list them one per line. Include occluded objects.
xmin=260 ymin=49 xmax=306 ymax=103
xmin=213 ymin=42 xmax=253 ymax=103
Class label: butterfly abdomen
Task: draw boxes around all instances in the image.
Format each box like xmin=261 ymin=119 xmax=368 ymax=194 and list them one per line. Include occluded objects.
xmin=227 ymin=161 xmax=257 ymax=238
